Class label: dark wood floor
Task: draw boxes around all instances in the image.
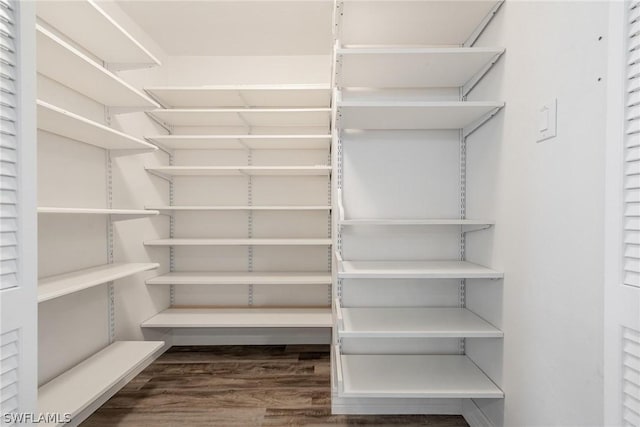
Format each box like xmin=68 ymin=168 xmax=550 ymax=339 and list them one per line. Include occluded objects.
xmin=81 ymin=345 xmax=468 ymax=426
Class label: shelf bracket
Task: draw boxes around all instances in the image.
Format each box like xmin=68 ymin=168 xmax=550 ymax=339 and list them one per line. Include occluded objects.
xmin=462 ymin=50 xmax=505 ymax=99
xmin=462 ymin=105 xmax=504 ymax=139
xmin=463 ymin=0 xmax=505 ymax=47
xmin=145 ymin=168 xmax=173 ymax=183
xmin=462 ymin=224 xmax=494 ymax=233
xmin=145 ymin=111 xmax=173 ymax=134
xmin=143 ymin=137 xmax=173 ymax=156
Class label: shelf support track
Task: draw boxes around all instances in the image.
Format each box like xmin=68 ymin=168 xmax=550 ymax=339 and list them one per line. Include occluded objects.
xmin=463 ymin=0 xmax=505 ymax=47
xmin=105 ymin=122 xmax=116 ymax=344
xmin=459 ymin=129 xmax=467 ymax=356
xmin=247 ymin=150 xmax=254 ymax=307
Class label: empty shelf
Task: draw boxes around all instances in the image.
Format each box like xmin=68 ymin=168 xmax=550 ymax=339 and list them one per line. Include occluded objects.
xmin=147 ymin=205 xmax=331 ymax=213
xmin=339 ymin=218 xmax=494 ymax=227
xmin=337 ymin=260 xmax=503 ymax=279
xmin=145 ymin=238 xmax=332 ymax=246
xmin=37 ymin=101 xmax=157 ymax=151
xmin=337 ymin=47 xmax=504 ymax=88
xmin=141 ymin=308 xmax=332 ymax=328
xmin=340 ymin=1 xmax=500 ymax=45
xmin=146 ymin=166 xmax=332 ymax=178
xmin=337 ymin=353 xmax=503 ymax=399
xmin=36 ymin=25 xmax=159 ymax=108
xmin=38 ymin=207 xmax=159 ymax=219
xmin=146 ymin=134 xmax=331 ymax=150
xmin=337 ymin=101 xmax=504 ymax=130
xmin=146 ymin=272 xmax=332 ymax=285
xmin=38 ymin=263 xmax=159 ymax=303
xmin=38 ymin=341 xmax=164 ymax=425
xmin=145 ymin=85 xmax=331 ymax=108
xmin=337 ymin=306 xmax=502 ymax=338
xmin=147 ymin=108 xmax=330 ymax=127
xmin=36 ymin=0 xmax=160 ymax=66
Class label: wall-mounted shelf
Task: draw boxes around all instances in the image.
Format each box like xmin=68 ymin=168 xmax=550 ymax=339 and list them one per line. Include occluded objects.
xmin=335 ymin=350 xmax=503 ymax=399
xmin=36 ymin=0 xmax=160 ymax=67
xmin=340 ymin=218 xmax=493 ymax=226
xmin=145 ymin=85 xmax=331 ymax=108
xmin=336 ymin=304 xmax=502 ymax=338
xmin=36 ymin=25 xmax=159 ymax=108
xmin=37 ymin=207 xmax=159 ymax=219
xmin=337 ymin=259 xmax=503 ymax=279
xmin=38 ymin=263 xmax=160 ymax=303
xmin=145 ymin=238 xmax=332 ymax=246
xmin=37 ymin=101 xmax=157 ymax=152
xmin=146 ymin=134 xmax=331 ymax=150
xmin=340 ymin=1 xmax=501 ymax=46
xmin=145 ymin=166 xmax=331 ymax=178
xmin=147 ymin=205 xmax=332 ymax=213
xmin=147 ymin=108 xmax=331 ymax=127
xmin=337 ymin=101 xmax=504 ymax=130
xmin=146 ymin=272 xmax=332 ymax=286
xmin=336 ymin=47 xmax=504 ymax=88
xmin=141 ymin=308 xmax=332 ymax=328
xmin=38 ymin=341 xmax=164 ymax=425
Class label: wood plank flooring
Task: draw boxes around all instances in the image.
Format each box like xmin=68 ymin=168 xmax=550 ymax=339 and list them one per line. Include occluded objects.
xmin=81 ymin=345 xmax=468 ymax=426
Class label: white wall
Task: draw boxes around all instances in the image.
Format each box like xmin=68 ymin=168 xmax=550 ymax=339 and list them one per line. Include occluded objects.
xmin=465 ymin=1 xmax=608 ymax=425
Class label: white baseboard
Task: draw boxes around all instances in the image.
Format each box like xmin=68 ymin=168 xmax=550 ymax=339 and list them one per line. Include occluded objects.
xmin=462 ymin=399 xmax=495 ymax=427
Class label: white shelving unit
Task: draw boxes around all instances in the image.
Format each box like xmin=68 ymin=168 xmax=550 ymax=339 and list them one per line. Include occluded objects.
xmin=336 ymin=47 xmax=504 ymax=88
xmin=36 ymin=0 xmax=160 ymax=67
xmin=145 ymin=165 xmax=331 ymax=178
xmin=147 ymin=205 xmax=331 ymax=213
xmin=337 ymin=259 xmax=503 ymax=279
xmin=37 ymin=101 xmax=157 ymax=152
xmin=38 ymin=263 xmax=159 ymax=304
xmin=145 ymin=238 xmax=332 ymax=247
xmin=142 ymin=308 xmax=333 ymax=328
xmin=38 ymin=207 xmax=159 ymax=219
xmin=146 ymin=135 xmax=331 ymax=150
xmin=147 ymin=272 xmax=332 ymax=286
xmin=38 ymin=341 xmax=164 ymax=427
xmin=36 ymin=24 xmax=159 ymax=108
xmin=147 ymin=108 xmax=330 ymax=127
xmin=337 ymin=101 xmax=504 ymax=130
xmin=335 ymin=352 xmax=504 ymax=399
xmin=145 ymin=85 xmax=331 ymax=108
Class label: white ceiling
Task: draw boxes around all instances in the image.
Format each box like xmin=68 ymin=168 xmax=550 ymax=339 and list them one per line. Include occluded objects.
xmin=116 ymin=0 xmax=334 ymax=56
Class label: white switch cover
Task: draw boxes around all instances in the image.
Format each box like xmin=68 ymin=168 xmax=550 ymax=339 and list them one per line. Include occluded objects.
xmin=537 ymin=99 xmax=557 ymax=142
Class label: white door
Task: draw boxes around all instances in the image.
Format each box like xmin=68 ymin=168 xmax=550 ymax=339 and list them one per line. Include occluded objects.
xmin=605 ymin=1 xmax=640 ymax=425
xmin=0 ymin=1 xmax=37 ymax=425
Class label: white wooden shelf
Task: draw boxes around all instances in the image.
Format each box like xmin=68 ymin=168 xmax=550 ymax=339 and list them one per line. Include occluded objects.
xmin=37 ymin=207 xmax=159 ymax=220
xmin=36 ymin=0 xmax=160 ymax=67
xmin=146 ymin=166 xmax=331 ymax=178
xmin=38 ymin=263 xmax=159 ymax=303
xmin=339 ymin=218 xmax=494 ymax=227
xmin=36 ymin=25 xmax=159 ymax=108
xmin=337 ymin=259 xmax=503 ymax=279
xmin=145 ymin=85 xmax=331 ymax=108
xmin=147 ymin=108 xmax=330 ymax=127
xmin=141 ymin=308 xmax=332 ymax=328
xmin=336 ymin=47 xmax=504 ymax=88
xmin=38 ymin=341 xmax=164 ymax=426
xmin=37 ymin=101 xmax=157 ymax=152
xmin=146 ymin=272 xmax=332 ymax=286
xmin=146 ymin=134 xmax=331 ymax=150
xmin=337 ymin=101 xmax=504 ymax=130
xmin=336 ymin=351 xmax=504 ymax=399
xmin=340 ymin=1 xmax=500 ymax=46
xmin=147 ymin=205 xmax=331 ymax=213
xmin=145 ymin=238 xmax=332 ymax=246
xmin=336 ymin=305 xmax=502 ymax=338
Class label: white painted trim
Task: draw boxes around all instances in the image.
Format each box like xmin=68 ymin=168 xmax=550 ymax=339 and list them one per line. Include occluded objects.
xmin=462 ymin=399 xmax=495 ymax=427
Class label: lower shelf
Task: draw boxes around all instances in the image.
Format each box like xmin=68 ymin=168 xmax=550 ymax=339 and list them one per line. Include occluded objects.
xmin=146 ymin=272 xmax=332 ymax=285
xmin=141 ymin=307 xmax=333 ymax=328
xmin=145 ymin=238 xmax=332 ymax=246
xmin=336 ymin=351 xmax=503 ymax=399
xmin=38 ymin=341 xmax=164 ymax=426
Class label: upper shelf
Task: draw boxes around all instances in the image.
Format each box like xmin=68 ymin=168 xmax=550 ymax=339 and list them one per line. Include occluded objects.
xmin=36 ymin=0 xmax=160 ymax=67
xmin=340 ymin=1 xmax=501 ymax=46
xmin=146 ymin=166 xmax=331 ymax=178
xmin=145 ymin=238 xmax=332 ymax=246
xmin=337 ymin=259 xmax=503 ymax=279
xmin=36 ymin=25 xmax=160 ymax=108
xmin=146 ymin=272 xmax=332 ymax=286
xmin=337 ymin=101 xmax=504 ymax=130
xmin=146 ymin=135 xmax=331 ymax=150
xmin=37 ymin=207 xmax=159 ymax=220
xmin=37 ymin=100 xmax=157 ymax=152
xmin=147 ymin=205 xmax=332 ymax=213
xmin=336 ymin=47 xmax=504 ymax=88
xmin=147 ymin=108 xmax=331 ymax=128
xmin=145 ymin=85 xmax=331 ymax=108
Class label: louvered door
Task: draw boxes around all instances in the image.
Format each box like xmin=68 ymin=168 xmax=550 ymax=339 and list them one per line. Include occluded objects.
xmin=0 ymin=1 xmax=37 ymax=425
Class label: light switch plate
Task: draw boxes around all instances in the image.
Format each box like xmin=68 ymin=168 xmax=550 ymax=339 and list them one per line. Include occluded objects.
xmin=537 ymin=99 xmax=557 ymax=142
